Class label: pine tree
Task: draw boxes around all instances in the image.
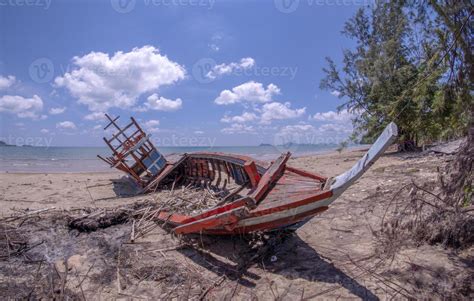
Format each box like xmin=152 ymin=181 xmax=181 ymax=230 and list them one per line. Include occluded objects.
xmin=320 ymin=1 xmax=471 ymax=148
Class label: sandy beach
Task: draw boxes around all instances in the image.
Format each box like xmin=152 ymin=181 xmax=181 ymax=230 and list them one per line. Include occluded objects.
xmin=0 ymin=148 xmax=472 ymax=299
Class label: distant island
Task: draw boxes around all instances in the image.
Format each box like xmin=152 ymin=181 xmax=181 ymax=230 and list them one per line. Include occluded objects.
xmin=258 ymin=143 xmax=273 ymax=147
xmin=0 ymin=141 xmax=15 ymax=147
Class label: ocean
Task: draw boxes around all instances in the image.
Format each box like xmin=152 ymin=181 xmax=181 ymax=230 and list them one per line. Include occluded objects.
xmin=0 ymin=144 xmax=356 ymax=173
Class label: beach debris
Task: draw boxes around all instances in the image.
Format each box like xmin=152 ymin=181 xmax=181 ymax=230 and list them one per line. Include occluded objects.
xmin=0 ymin=223 xmax=29 ymax=260
xmin=98 ymin=115 xmax=399 ymax=235
xmin=427 ymin=138 xmax=466 ymax=155
xmin=379 ymin=180 xmax=473 ymax=252
xmin=69 ymin=209 xmax=130 ymax=232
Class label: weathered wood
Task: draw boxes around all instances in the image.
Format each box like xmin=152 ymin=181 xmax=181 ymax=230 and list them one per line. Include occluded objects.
xmin=244 ymin=160 xmax=261 ymax=188
xmin=173 ymin=207 xmax=250 ymax=235
xmin=250 ymin=152 xmax=291 ymax=202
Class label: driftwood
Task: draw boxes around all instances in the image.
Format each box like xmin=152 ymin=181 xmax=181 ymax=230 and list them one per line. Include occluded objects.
xmin=69 ymin=210 xmax=130 ymax=232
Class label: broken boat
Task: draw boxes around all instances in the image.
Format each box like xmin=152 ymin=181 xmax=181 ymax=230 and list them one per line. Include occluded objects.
xmin=98 ymin=114 xmax=398 ymax=235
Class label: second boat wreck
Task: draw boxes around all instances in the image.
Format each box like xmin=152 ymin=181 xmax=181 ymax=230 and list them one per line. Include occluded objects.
xmin=98 ymin=114 xmax=398 ymax=235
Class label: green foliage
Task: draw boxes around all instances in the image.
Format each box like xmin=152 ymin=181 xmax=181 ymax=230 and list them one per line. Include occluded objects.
xmin=336 ymin=140 xmax=349 ymax=153
xmin=320 ymin=1 xmax=472 ymax=146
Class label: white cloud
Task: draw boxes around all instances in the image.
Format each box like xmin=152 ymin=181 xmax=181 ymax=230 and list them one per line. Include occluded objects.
xmin=214 ymin=81 xmax=280 ymax=105
xmin=0 ymin=95 xmax=43 ymax=119
xmin=93 ymin=124 xmax=103 ymax=130
xmin=54 ymin=45 xmax=186 ymax=112
xmin=301 ymin=109 xmax=357 ymax=143
xmin=312 ymin=109 xmax=354 ymax=122
xmin=142 ymin=119 xmax=160 ymax=133
xmin=208 ymin=34 xmax=222 ymax=52
xmin=278 ymin=124 xmax=315 ymax=135
xmin=40 ymin=129 xmax=49 ymax=134
xmin=194 ymin=130 xmax=204 ymax=135
xmin=209 ymin=44 xmax=220 ymax=52
xmin=275 ymin=124 xmax=316 ymax=144
xmin=49 ymin=107 xmax=66 ymax=115
xmin=331 ymin=90 xmax=341 ymax=97
xmin=144 ymin=119 xmax=160 ymax=127
xmin=207 ymin=57 xmax=255 ymax=79
xmin=221 ymin=123 xmax=256 ymax=134
xmin=260 ymin=102 xmax=306 ymax=124
xmin=140 ymin=94 xmax=183 ymax=112
xmin=221 ymin=112 xmax=258 ymax=123
xmin=56 ymin=121 xmax=76 ymax=130
xmin=318 ymin=123 xmax=353 ymax=134
xmin=239 ymin=57 xmax=255 ymax=68
xmin=84 ymin=112 xmax=106 ymax=121
xmin=0 ymin=75 xmax=16 ymax=90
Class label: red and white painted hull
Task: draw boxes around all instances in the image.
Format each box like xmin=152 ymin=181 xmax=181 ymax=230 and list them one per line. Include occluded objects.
xmin=153 ymin=122 xmax=398 ymax=235
xmin=100 ymin=115 xmax=397 ymax=236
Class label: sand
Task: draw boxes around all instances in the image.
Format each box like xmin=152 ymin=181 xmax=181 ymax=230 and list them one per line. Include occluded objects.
xmin=0 ymin=148 xmax=472 ymax=299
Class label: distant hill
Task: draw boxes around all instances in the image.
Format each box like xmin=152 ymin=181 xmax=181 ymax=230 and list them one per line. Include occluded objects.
xmin=0 ymin=141 xmax=15 ymax=147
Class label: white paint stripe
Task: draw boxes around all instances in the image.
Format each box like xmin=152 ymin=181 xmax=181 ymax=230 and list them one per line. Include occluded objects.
xmin=238 ymin=196 xmax=337 ymax=227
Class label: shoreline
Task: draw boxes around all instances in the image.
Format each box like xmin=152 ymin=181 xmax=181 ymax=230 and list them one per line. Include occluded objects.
xmin=0 ymin=145 xmax=370 ymax=174
xmin=0 ymin=148 xmax=381 ymax=214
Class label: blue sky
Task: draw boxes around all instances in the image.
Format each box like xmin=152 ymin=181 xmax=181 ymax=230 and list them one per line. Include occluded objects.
xmin=0 ymin=0 xmax=367 ymax=147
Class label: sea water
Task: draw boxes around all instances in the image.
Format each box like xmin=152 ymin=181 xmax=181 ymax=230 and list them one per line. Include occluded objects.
xmin=0 ymin=144 xmax=356 ymax=173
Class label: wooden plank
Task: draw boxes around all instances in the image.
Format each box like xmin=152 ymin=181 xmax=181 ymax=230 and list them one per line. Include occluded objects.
xmin=244 ymin=160 xmax=261 ymax=188
xmin=142 ymin=154 xmax=188 ymax=192
xmin=250 ymin=152 xmax=291 ymax=202
xmin=285 ymin=166 xmax=326 ymax=181
xmin=250 ymin=190 xmax=332 ymax=216
xmin=173 ymin=207 xmax=250 ymax=235
xmin=330 ymin=122 xmax=398 ymax=197
xmin=213 ymin=160 xmax=221 ymax=187
xmin=205 ymin=206 xmax=329 ymax=235
xmin=106 ymin=121 xmax=134 ymax=143
xmin=104 ymin=113 xmax=120 ymax=130
xmin=180 ymin=197 xmax=255 ymax=224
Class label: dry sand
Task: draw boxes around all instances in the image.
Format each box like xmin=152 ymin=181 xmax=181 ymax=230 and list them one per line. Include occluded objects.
xmin=0 ymin=148 xmax=472 ymax=300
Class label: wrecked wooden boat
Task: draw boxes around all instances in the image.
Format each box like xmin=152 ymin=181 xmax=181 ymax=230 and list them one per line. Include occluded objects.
xmin=98 ymin=114 xmax=398 ymax=235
